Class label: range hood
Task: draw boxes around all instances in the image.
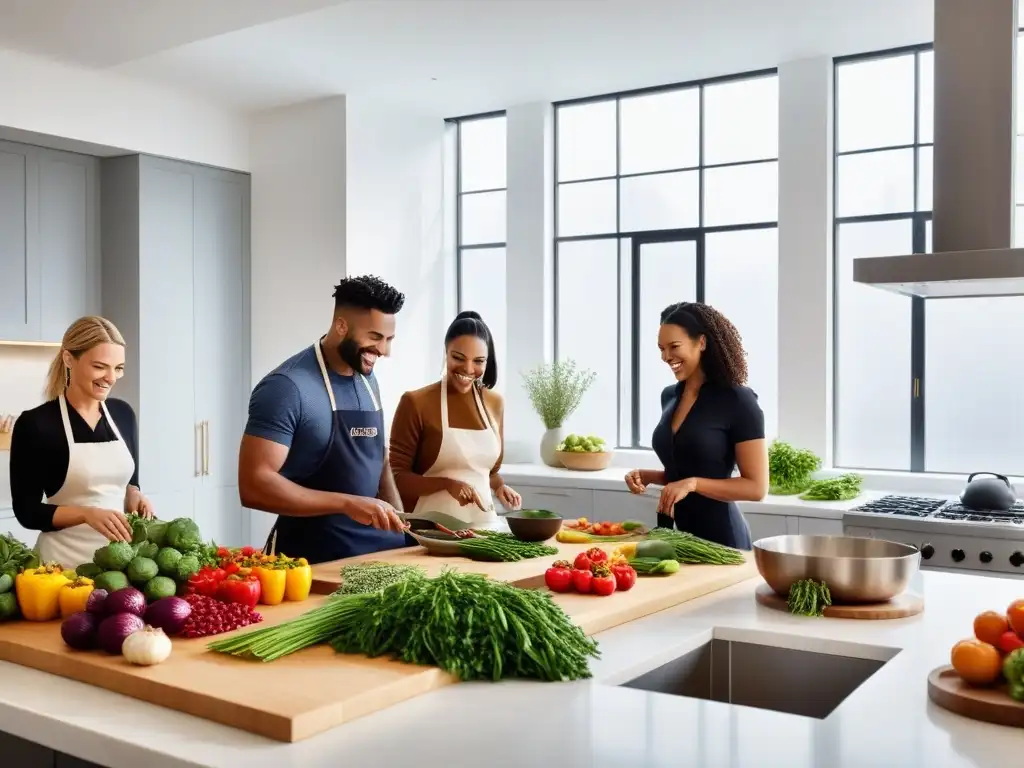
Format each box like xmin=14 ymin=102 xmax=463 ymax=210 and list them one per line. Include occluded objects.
xmin=852 ymin=0 xmax=1023 ymax=298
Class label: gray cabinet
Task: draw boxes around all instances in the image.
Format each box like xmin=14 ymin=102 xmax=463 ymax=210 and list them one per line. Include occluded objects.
xmin=0 ymin=141 xmax=99 ymax=342
xmin=102 ymin=156 xmax=250 ymax=547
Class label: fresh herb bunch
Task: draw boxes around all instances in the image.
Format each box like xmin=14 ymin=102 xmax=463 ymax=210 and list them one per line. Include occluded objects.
xmin=787 ymin=579 xmax=832 ymax=617
xmin=336 ymin=562 xmax=425 ymax=595
xmin=211 ymin=569 xmax=601 ymax=682
xmin=521 ymin=359 xmax=596 ymax=429
xmin=0 ymin=533 xmax=39 ymax=578
xmin=800 ymin=473 xmax=863 ymax=501
xmin=768 ymin=440 xmax=822 ymax=495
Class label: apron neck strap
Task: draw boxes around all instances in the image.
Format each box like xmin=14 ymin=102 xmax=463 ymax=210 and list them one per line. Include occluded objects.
xmin=59 ymin=395 xmax=122 ymax=443
xmin=313 ymin=339 xmax=380 ymax=412
xmin=440 ymin=373 xmax=496 ymax=434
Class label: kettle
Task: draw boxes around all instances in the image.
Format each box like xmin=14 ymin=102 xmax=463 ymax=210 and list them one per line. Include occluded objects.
xmin=960 ymin=472 xmax=1017 ymax=511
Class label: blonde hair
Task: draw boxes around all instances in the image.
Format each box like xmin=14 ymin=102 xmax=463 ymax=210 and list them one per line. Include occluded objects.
xmin=44 ymin=316 xmax=126 ymax=401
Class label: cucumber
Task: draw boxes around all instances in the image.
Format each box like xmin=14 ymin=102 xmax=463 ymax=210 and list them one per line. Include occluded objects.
xmin=636 ymin=540 xmax=675 ymax=561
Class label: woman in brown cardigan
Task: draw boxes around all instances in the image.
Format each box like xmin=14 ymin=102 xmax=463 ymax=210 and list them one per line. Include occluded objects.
xmin=389 ymin=311 xmax=521 ymax=527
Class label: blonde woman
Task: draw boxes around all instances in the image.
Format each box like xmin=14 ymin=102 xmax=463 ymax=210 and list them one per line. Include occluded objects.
xmin=9 ymin=316 xmax=152 ymax=569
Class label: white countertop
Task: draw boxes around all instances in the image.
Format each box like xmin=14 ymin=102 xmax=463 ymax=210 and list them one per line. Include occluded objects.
xmin=1 ymin=568 xmax=1021 ymax=767
xmin=500 ymin=462 xmax=898 ymax=520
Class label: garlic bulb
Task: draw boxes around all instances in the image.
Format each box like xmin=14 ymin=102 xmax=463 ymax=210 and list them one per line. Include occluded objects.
xmin=121 ymin=625 xmax=172 ymax=666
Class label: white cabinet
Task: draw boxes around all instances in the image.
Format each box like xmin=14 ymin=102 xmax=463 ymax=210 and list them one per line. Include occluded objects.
xmin=0 ymin=141 xmax=100 ymax=342
xmin=102 ymin=156 xmax=250 ymax=547
xmin=516 ymin=485 xmax=594 ymax=520
xmin=797 ymin=517 xmax=844 ymax=536
xmin=743 ymin=512 xmax=791 ymax=543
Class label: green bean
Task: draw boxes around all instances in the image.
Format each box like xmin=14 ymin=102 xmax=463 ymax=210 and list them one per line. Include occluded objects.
xmin=647 ymin=528 xmax=746 ymax=565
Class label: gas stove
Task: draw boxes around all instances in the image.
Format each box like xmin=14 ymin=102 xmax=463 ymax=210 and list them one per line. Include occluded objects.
xmin=842 ymin=494 xmax=1024 ymax=578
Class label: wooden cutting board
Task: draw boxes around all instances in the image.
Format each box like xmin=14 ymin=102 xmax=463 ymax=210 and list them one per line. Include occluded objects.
xmin=0 ymin=553 xmax=758 ymax=743
xmin=928 ymin=665 xmax=1024 ymax=728
xmin=754 ymin=582 xmax=924 ymax=620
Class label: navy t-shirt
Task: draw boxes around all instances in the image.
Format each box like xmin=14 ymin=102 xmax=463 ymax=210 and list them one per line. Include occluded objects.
xmin=244 ymin=345 xmax=382 ymax=482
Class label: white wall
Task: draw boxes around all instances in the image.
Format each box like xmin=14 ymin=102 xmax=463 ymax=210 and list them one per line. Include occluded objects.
xmin=344 ymin=98 xmax=453 ymax=422
xmin=0 ymin=47 xmax=249 ymax=170
xmin=249 ymin=96 xmax=348 ymax=382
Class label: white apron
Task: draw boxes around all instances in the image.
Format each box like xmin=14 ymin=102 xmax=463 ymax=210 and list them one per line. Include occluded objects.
xmin=411 ymin=377 xmax=503 ymax=528
xmin=35 ymin=396 xmax=136 ymax=570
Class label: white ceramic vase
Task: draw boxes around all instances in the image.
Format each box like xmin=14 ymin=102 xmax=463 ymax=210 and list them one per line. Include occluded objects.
xmin=539 ymin=427 xmax=566 ymax=468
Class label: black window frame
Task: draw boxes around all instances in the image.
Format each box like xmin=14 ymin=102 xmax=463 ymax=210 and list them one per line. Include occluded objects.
xmin=832 ymin=44 xmax=934 ymax=473
xmin=445 ymin=110 xmax=507 ymax=311
xmin=553 ymin=68 xmax=780 ymax=450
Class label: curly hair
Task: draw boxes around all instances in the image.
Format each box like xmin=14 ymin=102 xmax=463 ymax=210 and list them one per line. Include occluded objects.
xmin=659 ymin=302 xmax=748 ymax=386
xmin=333 ymin=275 xmax=405 ymax=314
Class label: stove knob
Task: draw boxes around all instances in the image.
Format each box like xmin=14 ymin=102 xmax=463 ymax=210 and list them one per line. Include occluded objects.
xmin=951 ymin=549 xmax=966 ymax=563
xmin=980 ymin=551 xmax=993 ymax=564
xmin=920 ymin=544 xmax=935 ymax=560
xmin=1011 ymin=551 xmax=1024 ymax=568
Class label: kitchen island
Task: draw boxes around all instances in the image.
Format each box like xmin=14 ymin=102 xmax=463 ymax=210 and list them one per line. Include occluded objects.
xmin=1 ymin=568 xmax=1020 ymax=767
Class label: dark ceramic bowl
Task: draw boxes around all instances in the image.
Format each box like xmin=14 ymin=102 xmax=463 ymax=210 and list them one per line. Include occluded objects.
xmin=504 ymin=510 xmax=563 ymax=542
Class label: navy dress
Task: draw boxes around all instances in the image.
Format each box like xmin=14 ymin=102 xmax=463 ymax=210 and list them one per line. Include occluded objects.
xmin=650 ymin=381 xmax=765 ymax=550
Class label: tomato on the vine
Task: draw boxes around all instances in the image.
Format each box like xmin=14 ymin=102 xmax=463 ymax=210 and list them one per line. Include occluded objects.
xmin=544 ymin=561 xmax=574 ymax=593
xmin=573 ymin=552 xmax=593 ymax=571
xmin=585 ymin=547 xmax=608 ymax=564
xmin=590 ymin=564 xmax=616 ymax=597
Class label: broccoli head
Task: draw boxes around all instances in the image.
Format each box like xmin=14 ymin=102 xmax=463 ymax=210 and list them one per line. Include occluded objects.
xmin=164 ymin=518 xmax=201 ymax=551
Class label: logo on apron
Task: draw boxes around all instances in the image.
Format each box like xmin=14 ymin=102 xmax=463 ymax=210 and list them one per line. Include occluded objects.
xmin=349 ymin=426 xmax=378 ymax=438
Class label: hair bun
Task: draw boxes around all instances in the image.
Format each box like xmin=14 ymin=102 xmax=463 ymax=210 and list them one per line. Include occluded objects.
xmin=455 ymin=310 xmax=483 ymax=322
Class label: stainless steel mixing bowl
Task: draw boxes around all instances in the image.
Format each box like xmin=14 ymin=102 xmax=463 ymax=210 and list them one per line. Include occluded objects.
xmin=753 ymin=535 xmax=921 ymax=603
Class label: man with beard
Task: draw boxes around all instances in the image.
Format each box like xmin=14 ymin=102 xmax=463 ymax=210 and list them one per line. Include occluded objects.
xmin=238 ymin=275 xmax=410 ymax=563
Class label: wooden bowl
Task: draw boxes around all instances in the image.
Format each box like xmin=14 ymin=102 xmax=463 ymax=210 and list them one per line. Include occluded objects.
xmin=556 ymin=450 xmax=613 ymax=471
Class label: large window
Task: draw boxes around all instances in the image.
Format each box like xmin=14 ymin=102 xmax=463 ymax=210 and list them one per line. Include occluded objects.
xmin=554 ymin=72 xmax=780 ymax=449
xmin=451 ymin=113 xmax=507 ymax=387
xmin=834 ymin=41 xmax=1024 ymax=475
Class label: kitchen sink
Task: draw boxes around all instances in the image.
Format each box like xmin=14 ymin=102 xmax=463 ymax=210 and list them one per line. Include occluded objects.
xmin=620 ymin=636 xmax=896 ymax=719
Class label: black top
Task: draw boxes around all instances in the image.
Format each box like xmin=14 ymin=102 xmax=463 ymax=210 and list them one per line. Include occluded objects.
xmin=9 ymin=398 xmax=140 ymax=533
xmin=651 ymin=381 xmax=764 ymax=549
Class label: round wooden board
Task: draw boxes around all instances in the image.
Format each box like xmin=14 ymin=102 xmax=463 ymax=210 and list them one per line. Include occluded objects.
xmin=754 ymin=582 xmax=923 ymax=619
xmin=928 ymin=665 xmax=1024 ymax=728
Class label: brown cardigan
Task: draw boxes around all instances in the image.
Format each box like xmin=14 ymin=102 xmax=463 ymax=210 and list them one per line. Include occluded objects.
xmin=389 ymin=380 xmax=505 ymax=513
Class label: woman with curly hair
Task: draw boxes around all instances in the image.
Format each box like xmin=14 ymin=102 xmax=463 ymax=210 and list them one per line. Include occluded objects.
xmin=624 ymin=302 xmax=768 ymax=549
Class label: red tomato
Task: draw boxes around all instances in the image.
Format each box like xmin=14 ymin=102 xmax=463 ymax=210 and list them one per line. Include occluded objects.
xmin=544 ymin=563 xmax=573 ymax=593
xmin=591 ymin=574 xmax=616 ymax=597
xmin=573 ymin=552 xmax=593 ymax=571
xmin=612 ymin=563 xmax=637 ymax=592
xmin=585 ymin=547 xmax=608 ymax=564
xmin=572 ymin=568 xmax=593 ymax=594
xmin=216 ymin=574 xmax=262 ymax=608
xmin=998 ymin=630 xmax=1024 ymax=654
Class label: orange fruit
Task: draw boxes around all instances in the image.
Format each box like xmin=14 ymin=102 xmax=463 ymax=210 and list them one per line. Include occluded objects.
xmin=974 ymin=610 xmax=1010 ymax=646
xmin=1007 ymin=599 xmax=1024 ymax=637
xmin=951 ymin=639 xmax=1003 ymax=685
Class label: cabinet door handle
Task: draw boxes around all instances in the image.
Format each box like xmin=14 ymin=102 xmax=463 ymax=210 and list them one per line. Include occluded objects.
xmin=195 ymin=423 xmax=202 ymax=477
xmin=534 ymin=490 xmax=571 ymax=498
xmin=203 ymin=420 xmax=210 ymax=476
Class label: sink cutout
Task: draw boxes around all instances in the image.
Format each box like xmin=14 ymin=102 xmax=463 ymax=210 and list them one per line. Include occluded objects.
xmin=621 ymin=637 xmax=894 ymax=720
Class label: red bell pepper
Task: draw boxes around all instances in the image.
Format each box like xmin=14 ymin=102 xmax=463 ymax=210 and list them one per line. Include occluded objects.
xmin=216 ymin=573 xmax=261 ymax=608
xmin=611 ymin=563 xmax=637 ymax=592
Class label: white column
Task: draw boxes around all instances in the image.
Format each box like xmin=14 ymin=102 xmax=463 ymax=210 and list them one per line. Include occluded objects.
xmin=777 ymin=57 xmax=834 ymax=461
xmin=249 ymin=96 xmax=348 ymax=382
xmin=504 ymin=102 xmax=555 ymax=462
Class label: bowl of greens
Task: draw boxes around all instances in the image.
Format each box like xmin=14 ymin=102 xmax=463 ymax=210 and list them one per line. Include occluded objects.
xmin=503 ymin=509 xmax=563 ymax=542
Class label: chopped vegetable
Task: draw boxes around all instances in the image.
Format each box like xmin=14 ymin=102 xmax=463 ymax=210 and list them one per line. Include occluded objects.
xmin=336 ymin=562 xmax=424 ymax=595
xmin=786 ymin=579 xmax=832 ymax=617
xmin=210 ymin=570 xmax=601 ymax=682
xmin=799 ymin=474 xmax=863 ymax=501
xmin=647 ymin=528 xmax=746 ymax=565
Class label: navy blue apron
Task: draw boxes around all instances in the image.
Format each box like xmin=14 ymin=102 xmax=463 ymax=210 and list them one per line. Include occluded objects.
xmin=267 ymin=341 xmax=411 ymax=565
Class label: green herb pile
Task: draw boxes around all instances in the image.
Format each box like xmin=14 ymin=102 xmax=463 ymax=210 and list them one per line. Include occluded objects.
xmin=799 ymin=473 xmax=863 ymax=501
xmin=786 ymin=579 xmax=832 ymax=617
xmin=520 ymin=359 xmax=596 ymax=429
xmin=335 ymin=562 xmax=425 ymax=595
xmin=457 ymin=530 xmax=558 ymax=562
xmin=210 ymin=569 xmax=601 ymax=682
xmin=0 ymin=533 xmax=40 ymax=578
xmin=647 ymin=528 xmax=746 ymax=565
xmin=768 ymin=440 xmax=822 ymax=495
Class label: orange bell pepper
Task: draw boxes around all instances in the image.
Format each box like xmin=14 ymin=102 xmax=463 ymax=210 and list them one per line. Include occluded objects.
xmin=59 ymin=577 xmax=95 ymax=618
xmin=252 ymin=566 xmax=286 ymax=605
xmin=284 ymin=561 xmax=312 ymax=602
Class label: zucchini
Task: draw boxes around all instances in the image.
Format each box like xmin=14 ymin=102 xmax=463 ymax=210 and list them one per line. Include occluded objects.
xmin=635 ymin=540 xmax=675 ymax=561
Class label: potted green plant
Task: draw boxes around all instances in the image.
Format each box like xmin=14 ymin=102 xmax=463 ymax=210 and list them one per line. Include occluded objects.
xmin=521 ymin=359 xmax=597 ymax=467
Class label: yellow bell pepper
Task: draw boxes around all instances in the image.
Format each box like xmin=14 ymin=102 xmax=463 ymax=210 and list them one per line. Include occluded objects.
xmin=16 ymin=563 xmax=71 ymax=621
xmin=284 ymin=563 xmax=312 ymax=602
xmin=614 ymin=542 xmax=638 ymax=559
xmin=59 ymin=577 xmax=94 ymax=618
xmin=252 ymin=566 xmax=287 ymax=605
